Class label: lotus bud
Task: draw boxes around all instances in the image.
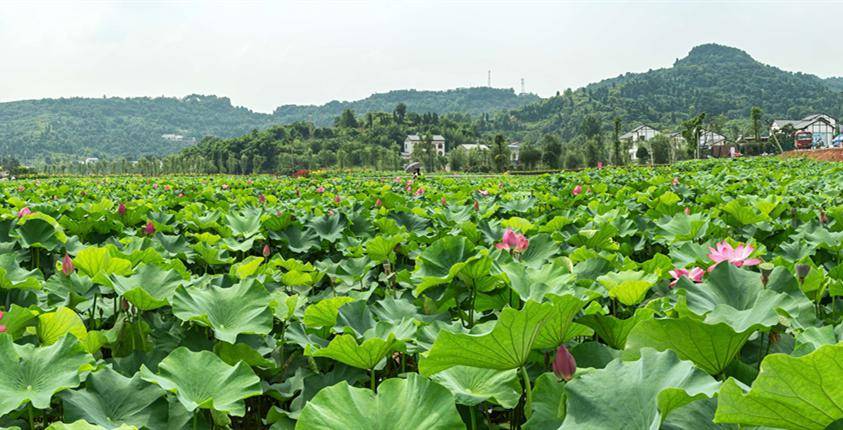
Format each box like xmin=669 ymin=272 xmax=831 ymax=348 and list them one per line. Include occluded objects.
xmin=441 ymin=197 xmax=447 ymax=206
xmin=684 ymin=207 xmax=691 ymax=215
xmin=61 ymin=254 xmax=74 ymax=276
xmin=375 ymin=199 xmax=382 ymax=207
xmin=0 ymin=309 xmax=5 ymax=333
xmin=795 ymin=264 xmax=811 ymax=283
xmin=597 ymin=161 xmax=603 ymax=169
xmin=258 ymin=194 xmax=266 ymax=204
xmin=819 ymin=210 xmax=828 ymax=225
xmin=334 ymin=195 xmax=341 ymax=204
xmin=262 ymin=244 xmax=271 ymax=258
xmin=117 ymin=203 xmax=127 ymax=216
xmin=473 ymin=200 xmax=479 ymax=211
xmin=144 ymin=220 xmax=155 ymax=236
xmin=672 ymin=177 xmax=680 ymax=186
xmin=572 ymin=185 xmax=582 ymax=196
xmin=759 ymin=262 xmax=774 ymax=286
xmin=552 ymin=345 xmax=576 ymax=381
xmin=17 ymin=207 xmax=31 ymax=218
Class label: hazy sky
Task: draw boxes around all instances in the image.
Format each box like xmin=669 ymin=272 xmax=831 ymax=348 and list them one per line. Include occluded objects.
xmin=2 ymin=1 xmax=841 ymax=113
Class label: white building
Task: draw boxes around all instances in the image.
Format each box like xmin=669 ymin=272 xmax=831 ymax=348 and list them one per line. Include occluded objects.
xmin=508 ymin=142 xmax=521 ymax=163
xmin=456 ymin=144 xmax=489 ymax=151
xmin=83 ymin=157 xmax=99 ymax=165
xmin=699 ymin=130 xmax=727 ymax=149
xmin=402 ymin=134 xmax=446 ymax=159
xmin=620 ymin=125 xmax=660 ymax=161
xmin=771 ymin=114 xmax=838 ymax=148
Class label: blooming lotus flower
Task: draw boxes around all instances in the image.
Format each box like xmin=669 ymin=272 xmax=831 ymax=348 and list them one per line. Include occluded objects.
xmin=552 ymin=345 xmax=576 ymax=381
xmin=0 ymin=309 xmax=5 ymax=333
xmin=164 ymin=185 xmax=171 ymax=191
xmin=61 ymin=254 xmax=74 ymax=276
xmin=247 ymin=179 xmax=254 ymax=185
xmin=478 ymin=189 xmax=489 ymax=196
xmin=672 ymin=177 xmax=680 ymax=186
xmin=144 ymin=220 xmax=156 ymax=236
xmin=153 ymin=183 xmax=159 ymax=189
xmin=405 ymin=185 xmax=412 ymax=193
xmin=669 ymin=267 xmax=704 ymax=287
xmin=572 ymin=185 xmax=582 ymax=196
xmin=394 ymin=177 xmax=402 ymax=183
xmin=415 ymin=187 xmax=425 ymax=196
xmin=262 ymin=244 xmax=271 ymax=258
xmin=496 ymin=228 xmax=529 ymax=253
xmin=707 ymin=241 xmax=761 ymax=270
xmin=118 ymin=203 xmax=127 ymax=216
xmin=221 ymin=184 xmax=230 ymax=190
xmin=597 ymin=161 xmax=603 ymax=169
xmin=316 ymin=186 xmax=325 ymax=193
xmin=17 ymin=207 xmax=31 ymax=218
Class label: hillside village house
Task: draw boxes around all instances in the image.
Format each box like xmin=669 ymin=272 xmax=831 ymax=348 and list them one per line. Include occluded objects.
xmin=698 ymin=130 xmax=727 ymax=149
xmin=620 ymin=125 xmax=659 ymax=161
xmin=770 ymin=114 xmax=838 ymax=148
xmin=456 ymin=143 xmax=489 ymax=152
xmin=508 ymin=142 xmax=521 ymax=164
xmin=402 ymin=134 xmax=446 ymax=159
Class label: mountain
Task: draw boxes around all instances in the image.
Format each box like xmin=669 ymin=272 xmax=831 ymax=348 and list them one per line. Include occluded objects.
xmin=0 ymin=95 xmax=276 ymax=163
xmin=825 ymin=77 xmax=843 ymax=92
xmin=272 ymin=87 xmax=540 ymax=126
xmin=505 ymin=44 xmax=843 ymax=141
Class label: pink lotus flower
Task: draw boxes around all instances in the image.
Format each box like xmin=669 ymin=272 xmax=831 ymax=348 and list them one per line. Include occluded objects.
xmin=17 ymin=207 xmax=31 ymax=218
xmin=334 ymin=195 xmax=341 ymax=204
xmin=247 ymin=179 xmax=253 ymax=185
xmin=441 ymin=197 xmax=447 ymax=206
xmin=164 ymin=185 xmax=171 ymax=191
xmin=496 ymin=228 xmax=529 ymax=253
xmin=415 ymin=187 xmax=425 ymax=196
xmin=673 ymin=177 xmax=680 ymax=186
xmin=405 ymin=185 xmax=412 ymax=193
xmin=221 ymin=184 xmax=230 ymax=190
xmin=669 ymin=267 xmax=704 ymax=287
xmin=62 ymin=254 xmax=75 ymax=276
xmin=258 ymin=194 xmax=266 ymax=204
xmin=0 ymin=309 xmax=5 ymax=334
xmin=572 ymin=185 xmax=582 ymax=196
xmin=394 ymin=177 xmax=402 ymax=183
xmin=178 ymin=193 xmax=185 ymax=198
xmin=375 ymin=198 xmax=382 ymax=207
xmin=144 ymin=220 xmax=156 ymax=236
xmin=262 ymin=244 xmax=271 ymax=258
xmin=552 ymin=345 xmax=576 ymax=381
xmin=597 ymin=161 xmax=603 ymax=169
xmin=16 ymin=186 xmax=24 ymax=192
xmin=117 ymin=203 xmax=127 ymax=216
xmin=478 ymin=189 xmax=489 ymax=196
xmin=327 ymin=209 xmax=335 ymax=216
xmin=153 ymin=183 xmax=159 ymax=189
xmin=316 ymin=186 xmax=325 ymax=193
xmin=707 ymin=241 xmax=761 ymax=270
xmin=684 ymin=207 xmax=691 ymax=215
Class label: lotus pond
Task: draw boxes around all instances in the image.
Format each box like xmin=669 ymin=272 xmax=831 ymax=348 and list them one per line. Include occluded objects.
xmin=1 ymin=157 xmax=842 ymax=430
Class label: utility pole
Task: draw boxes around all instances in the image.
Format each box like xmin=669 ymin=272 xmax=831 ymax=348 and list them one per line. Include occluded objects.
xmin=487 ymin=70 xmax=491 ymax=87
xmin=520 ymin=78 xmax=525 ymax=94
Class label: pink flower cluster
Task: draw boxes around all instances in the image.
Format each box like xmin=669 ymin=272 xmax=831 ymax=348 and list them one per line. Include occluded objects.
xmin=496 ymin=228 xmax=529 ymax=253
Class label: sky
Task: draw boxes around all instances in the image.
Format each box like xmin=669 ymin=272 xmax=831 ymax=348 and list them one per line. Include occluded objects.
xmin=1 ymin=0 xmax=842 ymax=113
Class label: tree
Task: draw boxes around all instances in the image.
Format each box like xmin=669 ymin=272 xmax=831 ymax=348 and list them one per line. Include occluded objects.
xmin=519 ymin=143 xmax=542 ymax=170
xmin=750 ymin=106 xmax=763 ymax=143
xmin=394 ymin=103 xmax=407 ymax=124
xmin=681 ymin=113 xmax=706 ymax=159
xmin=612 ymin=117 xmax=623 ymax=165
xmin=491 ymin=134 xmax=510 ymax=172
xmin=581 ymin=115 xmax=601 ymax=139
xmin=540 ymin=134 xmax=562 ymax=169
xmin=650 ymin=134 xmax=671 ymax=164
xmin=335 ymin=109 xmax=359 ymax=128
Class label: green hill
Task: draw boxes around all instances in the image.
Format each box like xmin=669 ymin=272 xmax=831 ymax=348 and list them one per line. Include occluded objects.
xmin=273 ymin=87 xmax=540 ymax=126
xmin=504 ymin=44 xmax=843 ymax=140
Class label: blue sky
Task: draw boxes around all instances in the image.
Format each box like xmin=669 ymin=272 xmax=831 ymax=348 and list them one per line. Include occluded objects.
xmin=1 ymin=0 xmax=840 ymax=112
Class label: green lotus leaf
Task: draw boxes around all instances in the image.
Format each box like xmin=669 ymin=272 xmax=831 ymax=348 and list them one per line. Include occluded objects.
xmin=73 ymin=246 xmax=133 ymax=286
xmin=309 ymin=213 xmax=345 ymax=243
xmin=678 ymin=263 xmax=787 ymax=332
xmin=296 ymin=373 xmax=463 ymax=430
xmin=792 ymin=324 xmax=842 ymax=356
xmin=430 ymin=366 xmax=521 ymax=408
xmin=0 ymin=253 xmax=42 ymax=290
xmin=714 ymin=343 xmax=843 ymax=430
xmin=524 ymin=373 xmax=566 ymax=430
xmin=171 ymin=280 xmax=273 ymax=343
xmin=15 ymin=211 xmax=67 ymax=250
xmin=533 ymin=294 xmax=586 ymax=349
xmin=561 ymin=348 xmax=720 ymax=429
xmin=223 ymin=236 xmax=258 ymax=254
xmin=419 ymin=301 xmax=553 ymax=376
xmin=0 ymin=334 xmax=94 ymax=415
xmin=272 ymin=226 xmax=321 ymax=254
xmin=37 ymin=307 xmax=105 ymax=354
xmin=214 ymin=342 xmax=275 ymax=369
xmin=230 ymin=256 xmax=264 ymax=279
xmin=503 ymin=259 xmax=576 ymax=302
xmin=596 ymin=270 xmax=657 ymax=306
xmin=112 ymin=263 xmax=185 ymax=311
xmin=225 ymin=209 xmax=262 ymax=238
xmin=578 ymin=307 xmax=655 ymax=349
xmin=303 ymin=296 xmax=356 ymax=328
xmin=365 ymin=234 xmax=405 ymax=264
xmin=662 ymin=397 xmax=736 ymax=430
xmin=412 ymin=236 xmax=479 ymax=296
xmin=45 ymin=421 xmax=136 ymax=430
xmin=721 ymin=199 xmax=768 ymax=225
xmin=139 ymin=347 xmax=262 ymax=417
xmin=305 ymin=333 xmax=399 ymax=370
xmin=625 ymin=317 xmax=753 ymax=375
xmin=60 ymin=367 xmax=168 ymax=430
xmin=0 ymin=304 xmax=38 ymax=338
xmin=517 ymin=234 xmax=560 ymax=268
xmin=655 ymin=212 xmax=709 ymax=244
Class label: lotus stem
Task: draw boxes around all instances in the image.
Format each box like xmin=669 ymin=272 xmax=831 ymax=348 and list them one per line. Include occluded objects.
xmin=469 ymin=405 xmax=478 ymax=430
xmin=520 ymin=366 xmax=533 ymax=419
xmin=370 ymin=368 xmax=376 ymax=390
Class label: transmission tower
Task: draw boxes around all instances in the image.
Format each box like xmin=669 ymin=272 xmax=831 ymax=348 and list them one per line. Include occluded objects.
xmin=487 ymin=70 xmax=491 ymax=87
xmin=520 ymin=78 xmax=525 ymax=94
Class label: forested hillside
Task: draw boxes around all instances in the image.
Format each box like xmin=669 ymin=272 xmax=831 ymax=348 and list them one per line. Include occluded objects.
xmin=272 ymin=87 xmax=539 ymax=126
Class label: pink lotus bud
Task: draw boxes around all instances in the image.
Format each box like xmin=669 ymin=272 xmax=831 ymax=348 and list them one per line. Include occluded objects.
xmin=16 ymin=186 xmax=24 ymax=192
xmin=262 ymin=244 xmax=271 ymax=258
xmin=673 ymin=177 xmax=680 ymax=186
xmin=153 ymin=183 xmax=158 ymax=189
xmin=62 ymin=254 xmax=74 ymax=276
xmin=117 ymin=203 xmax=127 ymax=216
xmin=552 ymin=345 xmax=576 ymax=381
xmin=597 ymin=161 xmax=603 ymax=169
xmin=405 ymin=185 xmax=412 ymax=193
xmin=164 ymin=185 xmax=171 ymax=191
xmin=247 ymin=179 xmax=254 ymax=185
xmin=572 ymin=185 xmax=582 ymax=196
xmin=144 ymin=220 xmax=155 ymax=236
xmin=684 ymin=207 xmax=691 ymax=215
xmin=328 ymin=209 xmax=335 ymax=216
xmin=258 ymin=194 xmax=266 ymax=204
xmin=334 ymin=195 xmax=341 ymax=204
xmin=375 ymin=199 xmax=382 ymax=207
xmin=316 ymin=186 xmax=325 ymax=193
xmin=441 ymin=197 xmax=447 ymax=206
xmin=478 ymin=189 xmax=489 ymax=196
xmin=178 ymin=193 xmax=185 ymax=198
xmin=17 ymin=207 xmax=31 ymax=218
xmin=0 ymin=309 xmax=5 ymax=333
xmin=415 ymin=187 xmax=425 ymax=196
xmin=221 ymin=184 xmax=230 ymax=190
xmin=473 ymin=200 xmax=479 ymax=211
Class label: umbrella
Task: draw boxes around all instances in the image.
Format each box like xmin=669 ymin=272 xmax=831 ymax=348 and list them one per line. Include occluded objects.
xmin=404 ymin=162 xmax=421 ymax=172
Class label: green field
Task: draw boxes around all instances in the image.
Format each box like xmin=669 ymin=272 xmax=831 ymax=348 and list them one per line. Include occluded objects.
xmin=1 ymin=157 xmax=842 ymax=429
